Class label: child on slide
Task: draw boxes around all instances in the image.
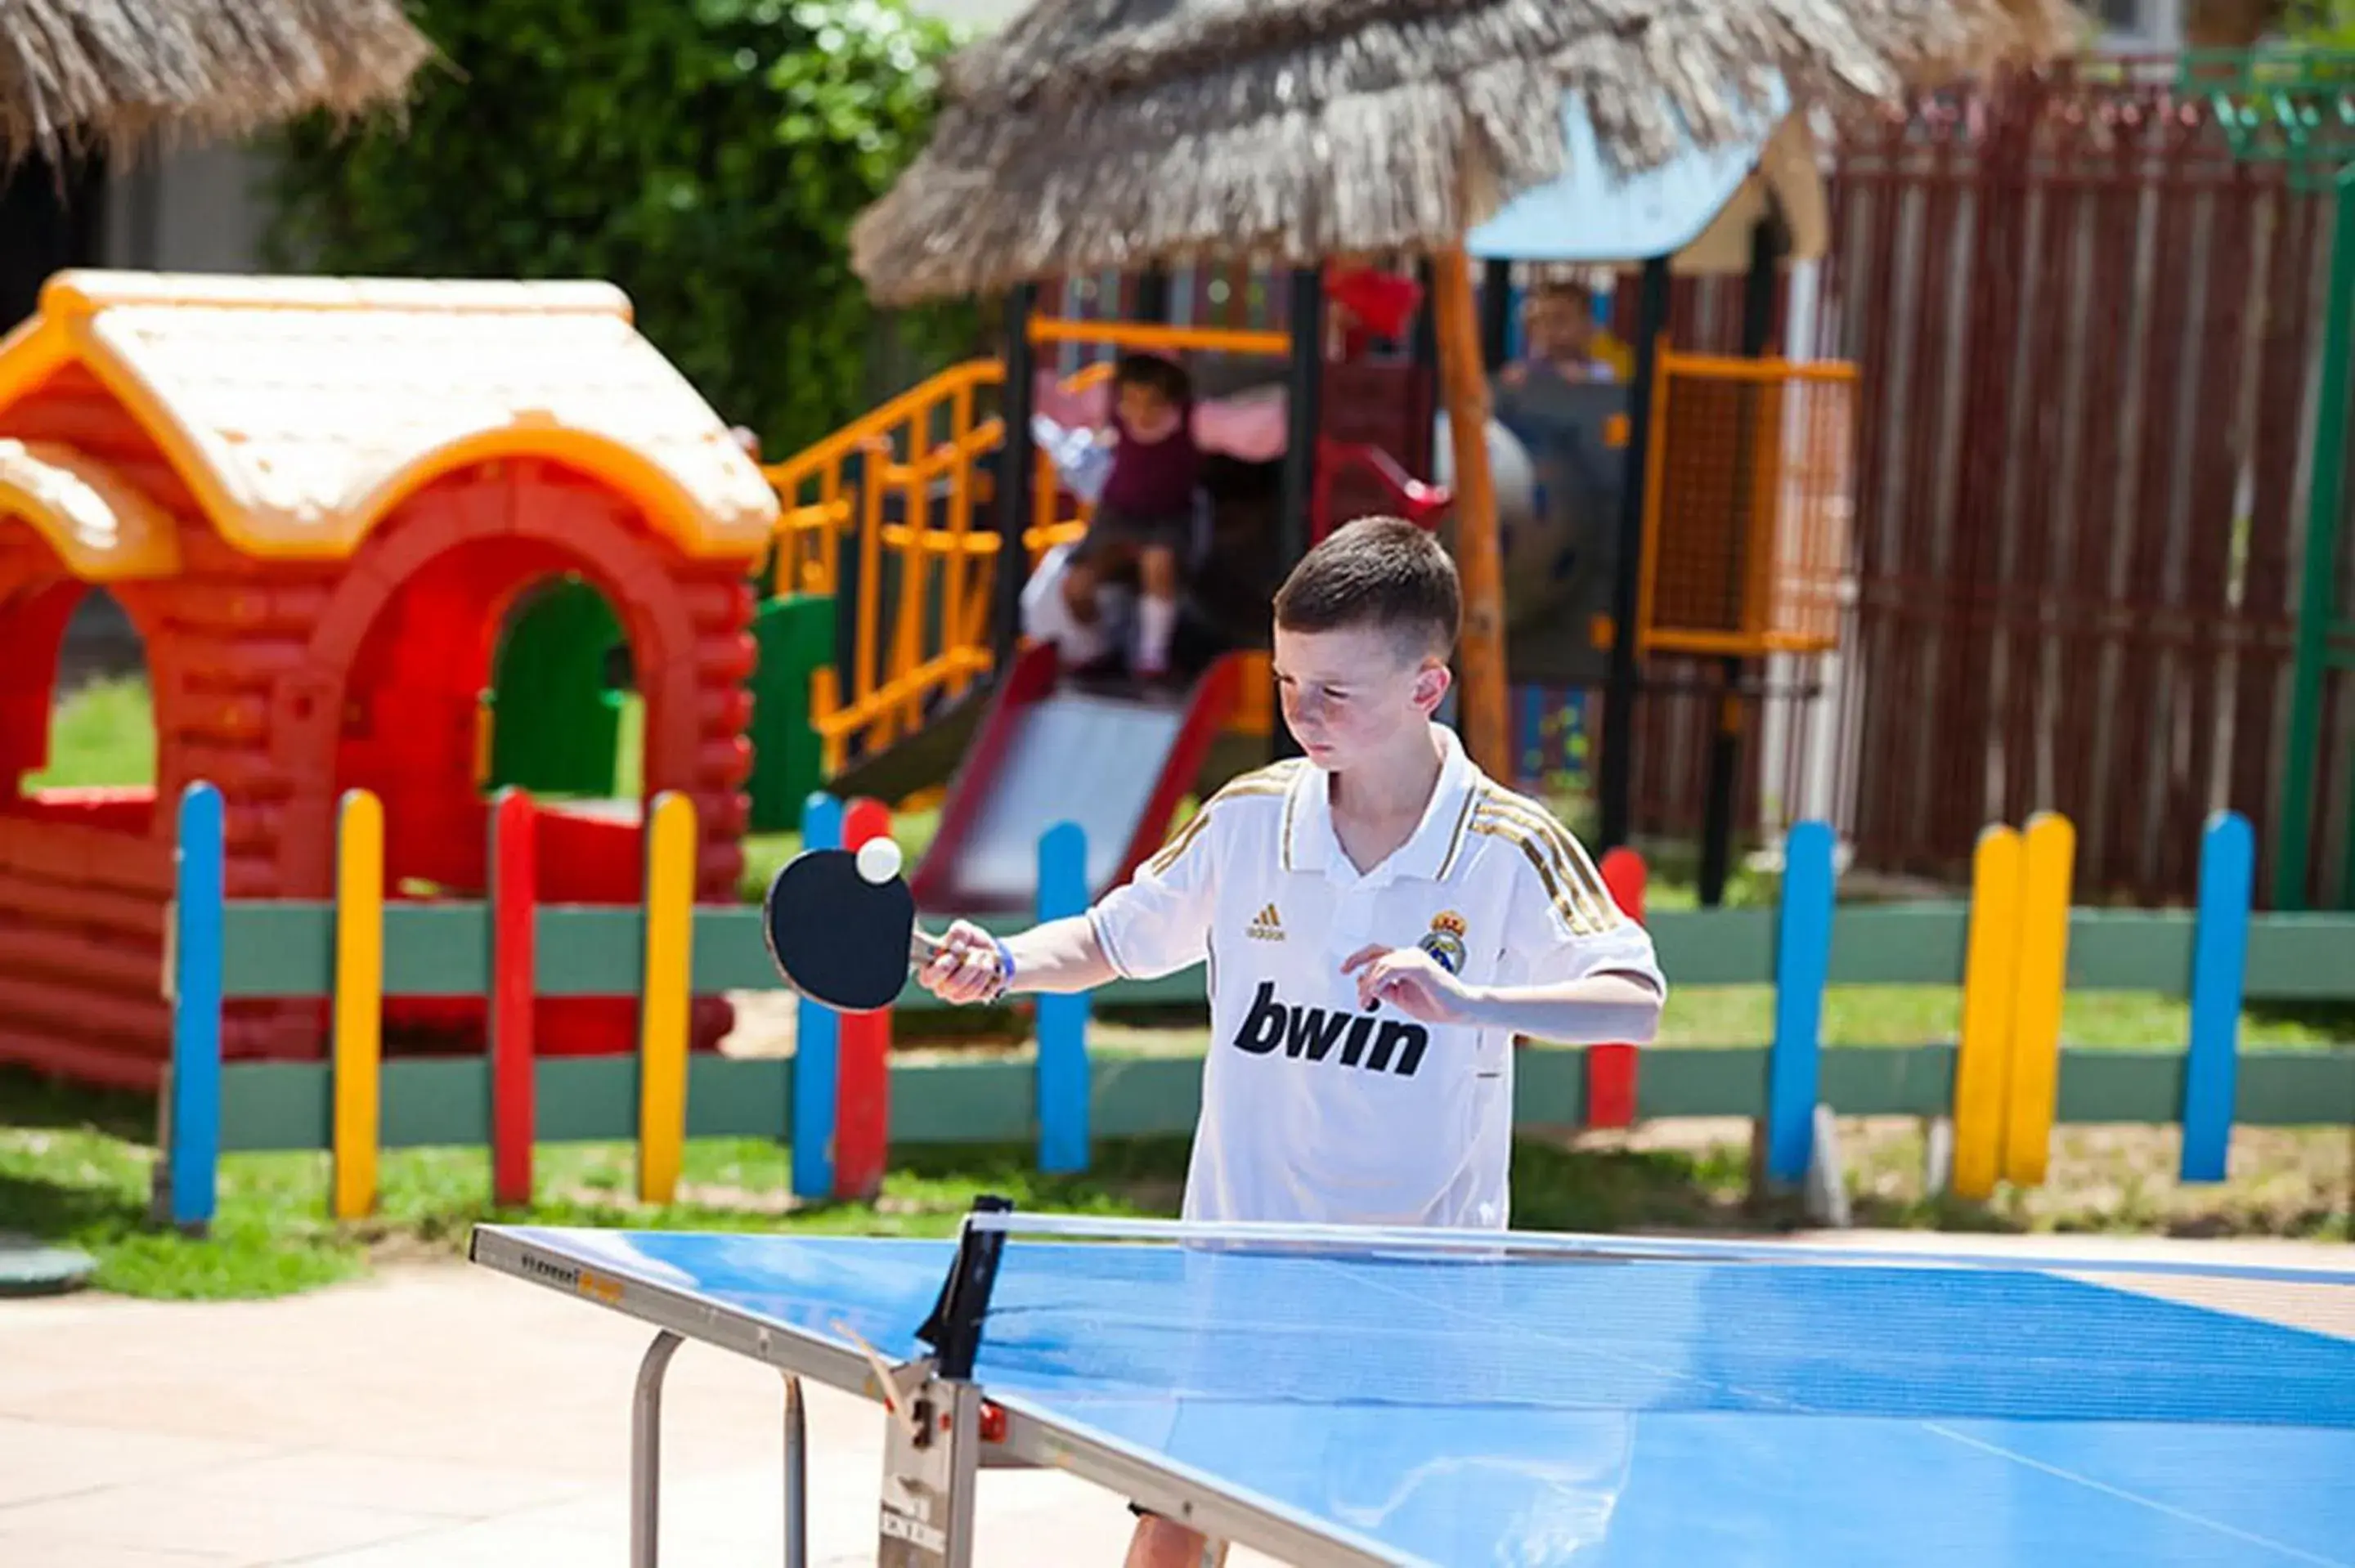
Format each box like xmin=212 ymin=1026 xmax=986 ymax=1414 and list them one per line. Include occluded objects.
xmin=1057 ymin=352 xmax=1200 ymax=684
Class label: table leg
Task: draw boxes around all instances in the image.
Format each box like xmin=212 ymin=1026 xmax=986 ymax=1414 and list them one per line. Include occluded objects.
xmin=632 ymin=1329 xmax=684 ymax=1568
xmin=783 ymin=1373 xmax=807 ymax=1568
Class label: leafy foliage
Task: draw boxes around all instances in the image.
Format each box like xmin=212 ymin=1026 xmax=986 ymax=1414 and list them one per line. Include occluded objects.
xmin=263 ymin=0 xmax=973 ymax=454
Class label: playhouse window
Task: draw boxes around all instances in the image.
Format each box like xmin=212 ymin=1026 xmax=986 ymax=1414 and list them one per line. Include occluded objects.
xmin=2 ymin=585 xmax=156 ymax=836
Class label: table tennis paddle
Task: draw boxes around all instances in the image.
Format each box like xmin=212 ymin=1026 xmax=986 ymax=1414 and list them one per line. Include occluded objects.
xmin=761 ymin=841 xmax=943 ymax=1013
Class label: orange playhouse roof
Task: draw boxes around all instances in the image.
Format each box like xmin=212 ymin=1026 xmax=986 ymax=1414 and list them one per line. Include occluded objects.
xmin=0 ymin=437 xmax=180 ymax=580
xmin=0 ymin=271 xmax=780 ymax=568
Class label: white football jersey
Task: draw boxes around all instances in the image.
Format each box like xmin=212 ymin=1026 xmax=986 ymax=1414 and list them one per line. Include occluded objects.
xmin=1088 ymin=723 xmax=1665 ymax=1230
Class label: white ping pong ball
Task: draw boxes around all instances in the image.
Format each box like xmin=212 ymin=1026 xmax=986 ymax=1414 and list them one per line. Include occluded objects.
xmin=856 ymin=837 xmax=904 ymax=885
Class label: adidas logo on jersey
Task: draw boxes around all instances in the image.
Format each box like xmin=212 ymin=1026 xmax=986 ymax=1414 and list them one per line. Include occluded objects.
xmin=1246 ymin=903 xmax=1284 ymax=941
xmin=1231 ymin=982 xmax=1430 ymax=1077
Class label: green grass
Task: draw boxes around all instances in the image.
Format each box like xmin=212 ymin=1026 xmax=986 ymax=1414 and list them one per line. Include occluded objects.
xmin=25 ymin=674 xmax=155 ymax=789
xmin=739 ymin=804 xmax=944 ymax=903
xmin=0 ymin=1065 xmax=1829 ymax=1301
xmin=0 ymin=1066 xmax=1187 ymax=1299
xmin=22 ymin=678 xmax=948 ymax=904
xmin=1653 ymin=985 xmax=2355 ymax=1052
xmin=6 ymin=1057 xmax=2344 ymax=1303
xmin=612 ymin=689 xmax=644 ymax=797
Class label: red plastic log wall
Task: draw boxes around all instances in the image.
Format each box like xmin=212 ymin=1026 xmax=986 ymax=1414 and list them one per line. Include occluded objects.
xmin=0 ymin=370 xmax=756 ymax=1089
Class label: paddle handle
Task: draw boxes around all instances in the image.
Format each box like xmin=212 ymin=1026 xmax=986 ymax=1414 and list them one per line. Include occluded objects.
xmin=904 ymin=924 xmax=1015 ymax=1001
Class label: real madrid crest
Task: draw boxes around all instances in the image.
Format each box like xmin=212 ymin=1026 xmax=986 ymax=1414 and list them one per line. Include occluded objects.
xmin=1419 ymin=910 xmax=1468 ymax=974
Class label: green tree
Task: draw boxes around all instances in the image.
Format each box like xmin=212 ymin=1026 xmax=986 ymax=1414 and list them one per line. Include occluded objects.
xmin=264 ymin=0 xmax=969 ymax=455
xmin=2189 ymin=0 xmax=2355 ymax=46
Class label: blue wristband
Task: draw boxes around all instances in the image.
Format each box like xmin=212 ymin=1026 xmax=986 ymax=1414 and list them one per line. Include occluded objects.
xmin=991 ymin=936 xmax=1016 ymax=997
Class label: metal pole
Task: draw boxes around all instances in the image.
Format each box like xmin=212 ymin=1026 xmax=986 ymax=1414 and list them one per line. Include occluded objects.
xmin=1700 ymin=217 xmax=1785 ymax=906
xmin=1136 ymin=267 xmax=1172 ymax=323
xmin=2277 ymin=165 xmax=2355 ymax=911
xmin=1273 ymin=266 xmax=1324 ymax=762
xmin=944 ymin=1381 xmax=984 ymax=1568
xmin=994 ymin=283 xmax=1039 ymax=672
xmin=631 ymin=1330 xmax=684 ymax=1568
xmin=1600 ymin=258 xmax=1673 ymax=852
xmin=1411 ymin=259 xmax=1440 ymax=484
xmin=1411 ymin=259 xmax=1439 ymax=378
xmin=782 ymin=1373 xmax=806 ymax=1568
xmin=1478 ymin=257 xmax=1514 ymax=370
xmin=1277 ymin=264 xmax=1324 ymax=574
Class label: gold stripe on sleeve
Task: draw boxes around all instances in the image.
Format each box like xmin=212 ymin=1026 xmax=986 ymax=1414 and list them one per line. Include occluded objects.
xmin=1146 ymin=767 xmax=1293 ymax=877
xmin=1469 ymin=799 xmax=1621 ymax=937
xmin=1435 ymin=785 xmax=1483 ymax=880
xmin=1474 ymin=789 xmax=1617 ymax=914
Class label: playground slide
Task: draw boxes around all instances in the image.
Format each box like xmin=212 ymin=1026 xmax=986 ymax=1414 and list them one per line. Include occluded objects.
xmin=906 ymin=643 xmax=1253 ymax=915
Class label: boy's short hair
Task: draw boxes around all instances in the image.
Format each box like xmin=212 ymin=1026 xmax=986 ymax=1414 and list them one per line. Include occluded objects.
xmin=1272 ymin=516 xmax=1461 ymax=659
xmin=1111 ymin=352 xmax=1191 ymax=405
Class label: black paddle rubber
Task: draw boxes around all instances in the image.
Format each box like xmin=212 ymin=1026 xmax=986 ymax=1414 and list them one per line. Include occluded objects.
xmin=761 ymin=848 xmax=937 ymax=1012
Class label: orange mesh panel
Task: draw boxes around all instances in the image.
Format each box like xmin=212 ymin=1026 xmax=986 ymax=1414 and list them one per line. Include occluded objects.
xmin=1641 ymin=353 xmax=1856 ymax=658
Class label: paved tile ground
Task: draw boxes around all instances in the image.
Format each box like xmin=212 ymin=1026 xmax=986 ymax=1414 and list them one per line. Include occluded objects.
xmin=0 ymin=1229 xmax=2345 ymax=1566
xmin=0 ymin=1259 xmax=1209 ymax=1567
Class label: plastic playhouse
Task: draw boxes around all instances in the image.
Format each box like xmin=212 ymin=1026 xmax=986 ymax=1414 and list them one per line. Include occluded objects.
xmin=0 ymin=271 xmax=778 ymax=1089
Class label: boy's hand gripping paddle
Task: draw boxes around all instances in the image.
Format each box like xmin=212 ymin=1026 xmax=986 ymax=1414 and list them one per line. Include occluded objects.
xmin=761 ymin=838 xmax=942 ymax=1012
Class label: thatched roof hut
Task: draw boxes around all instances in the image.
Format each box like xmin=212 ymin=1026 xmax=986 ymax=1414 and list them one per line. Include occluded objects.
xmin=0 ymin=0 xmax=434 ymax=164
xmin=850 ymin=0 xmax=2079 ymax=304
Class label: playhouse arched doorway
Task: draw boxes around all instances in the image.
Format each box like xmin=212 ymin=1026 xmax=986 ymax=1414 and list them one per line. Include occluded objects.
xmin=294 ymin=457 xmax=755 ymax=1060
xmin=330 ymin=531 xmax=661 ymax=903
xmin=24 ymin=586 xmax=159 ymax=842
xmin=2 ymin=580 xmax=156 ymax=817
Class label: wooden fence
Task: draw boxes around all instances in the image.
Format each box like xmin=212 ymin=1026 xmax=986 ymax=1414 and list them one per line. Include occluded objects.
xmin=148 ymin=782 xmax=2355 ymax=1236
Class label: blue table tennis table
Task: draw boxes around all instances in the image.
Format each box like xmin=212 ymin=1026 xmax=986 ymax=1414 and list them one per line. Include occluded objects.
xmin=469 ymin=1205 xmax=2355 ymax=1567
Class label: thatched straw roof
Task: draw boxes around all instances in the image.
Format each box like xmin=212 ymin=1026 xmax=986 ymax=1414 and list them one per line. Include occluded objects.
xmin=0 ymin=0 xmax=435 ymax=164
xmin=850 ymin=0 xmax=2079 ymax=303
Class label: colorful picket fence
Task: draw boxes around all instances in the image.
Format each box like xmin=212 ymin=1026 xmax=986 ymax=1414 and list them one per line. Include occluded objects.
xmin=154 ymin=782 xmax=2355 ymax=1234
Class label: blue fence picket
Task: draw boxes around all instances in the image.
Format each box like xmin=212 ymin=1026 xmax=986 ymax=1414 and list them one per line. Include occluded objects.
xmin=2180 ymin=811 xmax=2255 ymax=1183
xmin=1036 ymin=822 xmax=1091 ymax=1173
xmin=1766 ymin=820 xmax=1837 ymax=1185
xmin=789 ymin=792 xmax=844 ymax=1199
xmin=166 ymin=782 xmax=227 ymax=1231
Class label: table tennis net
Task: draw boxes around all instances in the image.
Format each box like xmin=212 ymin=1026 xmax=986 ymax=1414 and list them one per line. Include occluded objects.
xmin=946 ymin=1230 xmax=2355 ymax=1431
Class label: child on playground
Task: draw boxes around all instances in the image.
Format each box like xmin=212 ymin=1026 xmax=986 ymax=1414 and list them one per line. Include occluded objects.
xmin=917 ymin=515 xmax=1666 ymax=1568
xmin=1508 ymin=276 xmax=1631 ymax=385
xmin=1058 ymin=352 xmax=1200 ymax=683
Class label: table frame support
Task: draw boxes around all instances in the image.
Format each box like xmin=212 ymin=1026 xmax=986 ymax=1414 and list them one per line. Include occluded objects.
xmin=630 ymin=1328 xmax=809 ymax=1568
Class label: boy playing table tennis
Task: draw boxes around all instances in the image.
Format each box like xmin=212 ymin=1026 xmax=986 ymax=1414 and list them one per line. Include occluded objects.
xmin=917 ymin=514 xmax=1665 ymax=1568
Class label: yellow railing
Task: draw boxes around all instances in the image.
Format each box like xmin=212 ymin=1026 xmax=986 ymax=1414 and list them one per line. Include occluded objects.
xmin=1028 ymin=317 xmax=1292 ymax=357
xmin=765 ymin=357 xmax=1002 ymax=601
xmin=1638 ymin=349 xmax=1859 ymax=659
xmin=1025 ymin=359 xmax=1113 ymax=560
xmin=763 ymin=357 xmax=1118 ymax=773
